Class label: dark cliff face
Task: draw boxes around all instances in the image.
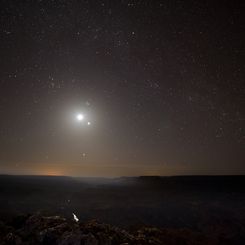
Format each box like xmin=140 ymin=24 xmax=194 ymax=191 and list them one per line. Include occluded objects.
xmin=0 ymin=214 xmax=244 ymax=245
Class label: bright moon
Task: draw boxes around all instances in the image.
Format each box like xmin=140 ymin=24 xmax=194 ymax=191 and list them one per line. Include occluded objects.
xmin=76 ymin=114 xmax=84 ymax=121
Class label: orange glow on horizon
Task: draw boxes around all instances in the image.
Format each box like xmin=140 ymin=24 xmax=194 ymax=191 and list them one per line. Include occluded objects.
xmin=37 ymin=167 xmax=64 ymax=176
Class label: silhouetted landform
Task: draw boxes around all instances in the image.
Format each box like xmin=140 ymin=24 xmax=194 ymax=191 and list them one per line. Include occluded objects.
xmin=0 ymin=214 xmax=241 ymax=245
xmin=0 ymin=175 xmax=245 ymax=244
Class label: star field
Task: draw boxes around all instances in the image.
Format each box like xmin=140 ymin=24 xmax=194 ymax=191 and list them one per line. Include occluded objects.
xmin=0 ymin=1 xmax=244 ymax=176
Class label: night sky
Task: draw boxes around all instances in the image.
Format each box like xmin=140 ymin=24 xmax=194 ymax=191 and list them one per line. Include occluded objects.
xmin=0 ymin=1 xmax=244 ymax=177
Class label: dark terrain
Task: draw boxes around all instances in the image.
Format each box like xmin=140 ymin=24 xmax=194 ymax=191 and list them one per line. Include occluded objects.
xmin=1 ymin=175 xmax=245 ymax=244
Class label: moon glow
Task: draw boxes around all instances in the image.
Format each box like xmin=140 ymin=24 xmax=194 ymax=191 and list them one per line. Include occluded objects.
xmin=76 ymin=114 xmax=84 ymax=121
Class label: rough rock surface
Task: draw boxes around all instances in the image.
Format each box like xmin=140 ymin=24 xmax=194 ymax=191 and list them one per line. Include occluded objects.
xmin=0 ymin=214 xmax=242 ymax=244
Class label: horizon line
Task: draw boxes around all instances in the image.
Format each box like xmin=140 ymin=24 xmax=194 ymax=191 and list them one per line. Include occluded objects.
xmin=1 ymin=173 xmax=245 ymax=178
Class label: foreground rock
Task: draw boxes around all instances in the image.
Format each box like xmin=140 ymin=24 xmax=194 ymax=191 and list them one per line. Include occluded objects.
xmin=0 ymin=214 xmax=241 ymax=244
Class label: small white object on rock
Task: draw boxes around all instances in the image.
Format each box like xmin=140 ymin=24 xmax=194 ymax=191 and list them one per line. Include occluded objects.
xmin=72 ymin=213 xmax=79 ymax=222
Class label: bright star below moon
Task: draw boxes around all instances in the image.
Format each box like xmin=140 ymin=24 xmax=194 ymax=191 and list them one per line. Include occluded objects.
xmin=76 ymin=114 xmax=84 ymax=121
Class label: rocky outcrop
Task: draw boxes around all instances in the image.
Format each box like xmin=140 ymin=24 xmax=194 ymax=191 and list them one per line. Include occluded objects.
xmin=0 ymin=214 xmax=240 ymax=244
